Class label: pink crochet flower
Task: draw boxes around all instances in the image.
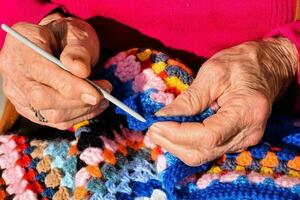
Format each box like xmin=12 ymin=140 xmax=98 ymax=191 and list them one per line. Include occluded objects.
xmin=0 ymin=150 xmax=20 ymax=169
xmin=132 ymin=69 xmax=166 ymax=92
xmin=104 ymin=51 xmax=127 ymax=69
xmin=79 ymin=147 xmax=104 ymax=165
xmin=6 ymin=180 xmax=28 ymax=195
xmin=13 ymin=189 xmax=38 ymax=200
xmin=0 ymin=139 xmax=17 ymax=154
xmin=114 ymin=55 xmax=141 ymax=82
xmin=2 ymin=165 xmax=25 ymax=184
xmin=75 ymin=167 xmax=91 ymax=187
xmin=150 ymin=91 xmax=175 ymax=105
xmin=100 ymin=136 xmax=118 ymax=152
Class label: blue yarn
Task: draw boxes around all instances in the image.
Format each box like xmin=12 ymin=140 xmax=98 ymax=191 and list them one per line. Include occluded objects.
xmin=180 ymin=181 xmax=300 ymax=200
xmin=131 ymin=181 xmax=155 ymax=197
xmin=283 ymin=133 xmax=300 ymax=148
xmin=89 ymin=192 xmax=104 ymax=200
xmin=42 ymin=187 xmax=55 ymax=198
xmin=151 ymin=52 xmax=169 ymax=63
xmin=28 ymin=158 xmax=39 ymax=169
xmin=116 ymin=182 xmax=132 ymax=195
xmin=23 ymin=146 xmax=35 ymax=155
xmin=35 ymin=172 xmax=46 ymax=182
xmin=51 ymin=156 xmax=64 ymax=168
xmin=225 ymin=152 xmax=240 ymax=159
xmin=164 ymin=152 xmax=181 ymax=166
xmin=291 ymin=184 xmax=300 ymax=195
xmin=116 ymin=192 xmax=133 ymax=200
xmin=60 ymin=173 xmax=74 ymax=190
xmin=87 ymin=178 xmax=106 ymax=194
xmin=62 ymin=156 xmax=77 ymax=175
xmin=44 ymin=141 xmax=69 ymax=158
xmin=249 ymin=143 xmax=270 ymax=159
xmin=75 ymin=126 xmax=92 ymax=138
xmin=160 ymin=161 xmax=212 ymax=200
xmin=277 ymin=147 xmax=297 ymax=161
xmin=165 ymin=65 xmax=193 ymax=85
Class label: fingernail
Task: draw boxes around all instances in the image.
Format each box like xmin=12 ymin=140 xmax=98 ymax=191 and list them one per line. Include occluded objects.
xmin=81 ymin=93 xmax=97 ymax=105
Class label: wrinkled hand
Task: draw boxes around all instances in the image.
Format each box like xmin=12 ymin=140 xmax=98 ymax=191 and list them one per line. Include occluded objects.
xmin=148 ymin=38 xmax=298 ymax=166
xmin=0 ymin=13 xmax=112 ymax=129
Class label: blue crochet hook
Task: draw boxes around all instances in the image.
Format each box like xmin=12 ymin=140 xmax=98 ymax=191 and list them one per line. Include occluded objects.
xmin=1 ymin=24 xmax=146 ymax=123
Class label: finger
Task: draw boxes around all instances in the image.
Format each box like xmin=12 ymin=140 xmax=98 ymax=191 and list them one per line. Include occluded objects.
xmin=52 ymin=105 xmax=108 ymax=130
xmin=59 ymin=18 xmax=100 ymax=78
xmin=149 ymin=131 xmax=227 ymax=166
xmin=41 ymin=99 xmax=109 ymax=124
xmin=156 ymin=60 xmax=230 ymax=116
xmin=2 ymin=77 xmax=28 ymax=107
xmin=26 ymin=80 xmax=90 ymax=110
xmin=14 ymin=105 xmax=48 ymax=126
xmin=149 ymin=107 xmax=240 ymax=148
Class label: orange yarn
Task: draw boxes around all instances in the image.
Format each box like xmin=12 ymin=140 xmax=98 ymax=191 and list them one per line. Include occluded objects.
xmin=86 ymin=165 xmax=102 ymax=178
xmin=236 ymin=151 xmax=252 ymax=166
xmin=103 ymin=148 xmax=116 ymax=165
xmin=69 ymin=145 xmax=78 ymax=156
xmin=0 ymin=189 xmax=7 ymax=200
xmin=287 ymin=156 xmax=300 ymax=171
xmin=151 ymin=147 xmax=163 ymax=161
xmin=127 ymin=141 xmax=144 ymax=150
xmin=117 ymin=144 xmax=128 ymax=156
xmin=74 ymin=186 xmax=88 ymax=200
xmin=260 ymin=152 xmax=279 ymax=168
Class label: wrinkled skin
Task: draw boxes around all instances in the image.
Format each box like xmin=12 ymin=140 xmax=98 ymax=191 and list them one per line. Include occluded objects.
xmin=0 ymin=13 xmax=298 ymax=165
xmin=0 ymin=13 xmax=112 ymax=130
xmin=148 ymin=38 xmax=298 ymax=166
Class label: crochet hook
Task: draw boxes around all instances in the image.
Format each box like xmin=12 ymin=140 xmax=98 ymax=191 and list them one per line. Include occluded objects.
xmin=1 ymin=24 xmax=146 ymax=123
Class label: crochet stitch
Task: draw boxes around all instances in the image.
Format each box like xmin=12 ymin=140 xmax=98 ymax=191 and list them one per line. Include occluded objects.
xmin=0 ymin=48 xmax=300 ymax=200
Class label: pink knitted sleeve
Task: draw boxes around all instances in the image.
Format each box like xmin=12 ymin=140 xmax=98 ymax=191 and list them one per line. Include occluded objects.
xmin=0 ymin=0 xmax=58 ymax=48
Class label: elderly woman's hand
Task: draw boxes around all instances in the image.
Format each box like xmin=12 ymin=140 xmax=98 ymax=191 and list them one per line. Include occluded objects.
xmin=0 ymin=13 xmax=111 ymax=130
xmin=148 ymin=38 xmax=298 ymax=166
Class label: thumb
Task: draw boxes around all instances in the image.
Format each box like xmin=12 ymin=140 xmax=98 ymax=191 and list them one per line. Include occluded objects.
xmin=156 ymin=81 xmax=211 ymax=116
xmin=156 ymin=65 xmax=226 ymax=116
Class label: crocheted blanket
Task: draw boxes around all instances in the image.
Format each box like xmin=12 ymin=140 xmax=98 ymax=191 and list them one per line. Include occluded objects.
xmin=1 ymin=48 xmax=300 ymax=200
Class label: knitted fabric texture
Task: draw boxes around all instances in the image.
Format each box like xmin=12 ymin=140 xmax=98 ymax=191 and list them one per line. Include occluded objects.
xmin=1 ymin=48 xmax=300 ymax=200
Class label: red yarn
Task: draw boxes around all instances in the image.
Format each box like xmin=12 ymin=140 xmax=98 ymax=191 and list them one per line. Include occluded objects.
xmin=17 ymin=154 xmax=32 ymax=167
xmin=12 ymin=136 xmax=28 ymax=152
xmin=23 ymin=169 xmax=37 ymax=181
xmin=27 ymin=181 xmax=43 ymax=193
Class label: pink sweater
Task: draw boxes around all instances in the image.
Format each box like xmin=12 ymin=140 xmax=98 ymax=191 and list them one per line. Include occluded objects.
xmin=1 ymin=0 xmax=300 ymax=108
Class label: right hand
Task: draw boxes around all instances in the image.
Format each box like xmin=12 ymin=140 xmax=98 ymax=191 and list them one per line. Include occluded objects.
xmin=0 ymin=13 xmax=112 ymax=130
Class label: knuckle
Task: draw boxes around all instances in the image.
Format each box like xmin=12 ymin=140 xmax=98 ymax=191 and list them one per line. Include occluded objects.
xmin=202 ymin=131 xmax=219 ymax=149
xmin=178 ymin=88 xmax=201 ymax=114
xmin=29 ymin=86 xmax=46 ymax=108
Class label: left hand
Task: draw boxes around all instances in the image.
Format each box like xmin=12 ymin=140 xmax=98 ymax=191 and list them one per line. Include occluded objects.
xmin=147 ymin=37 xmax=298 ymax=166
